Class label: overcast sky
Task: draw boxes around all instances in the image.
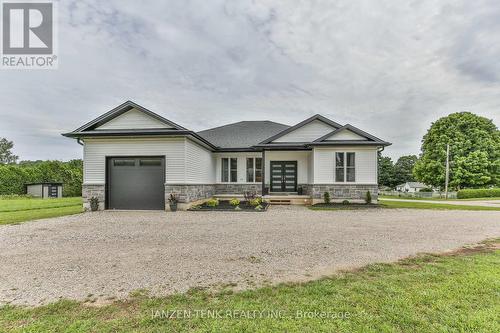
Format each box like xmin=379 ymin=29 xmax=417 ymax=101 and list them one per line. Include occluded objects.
xmin=1 ymin=0 xmax=499 ymax=161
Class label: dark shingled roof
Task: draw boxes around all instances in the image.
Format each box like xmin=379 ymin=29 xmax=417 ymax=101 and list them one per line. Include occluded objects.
xmin=197 ymin=121 xmax=290 ymax=149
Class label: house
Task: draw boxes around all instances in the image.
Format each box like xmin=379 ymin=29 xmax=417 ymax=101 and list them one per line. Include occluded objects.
xmin=63 ymin=101 xmax=391 ymax=210
xmin=26 ymin=182 xmax=63 ymax=198
xmin=395 ymin=182 xmax=427 ymax=193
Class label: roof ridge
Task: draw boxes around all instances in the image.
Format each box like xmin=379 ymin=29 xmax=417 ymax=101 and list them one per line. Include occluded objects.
xmin=197 ymin=120 xmax=289 ymax=133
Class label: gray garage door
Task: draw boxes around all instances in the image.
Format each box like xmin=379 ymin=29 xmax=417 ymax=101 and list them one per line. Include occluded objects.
xmin=107 ymin=157 xmax=165 ymax=210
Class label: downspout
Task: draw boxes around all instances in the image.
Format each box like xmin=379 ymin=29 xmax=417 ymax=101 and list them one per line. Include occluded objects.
xmin=77 ymin=138 xmax=84 ymax=146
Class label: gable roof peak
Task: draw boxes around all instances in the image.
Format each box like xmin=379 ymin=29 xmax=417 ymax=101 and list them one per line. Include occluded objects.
xmin=259 ymin=113 xmax=342 ymax=144
xmin=71 ymin=100 xmax=188 ymax=133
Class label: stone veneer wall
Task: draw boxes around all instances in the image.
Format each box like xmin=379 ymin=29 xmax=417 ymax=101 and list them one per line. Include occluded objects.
xmin=82 ymin=184 xmax=106 ymax=211
xmin=214 ymin=184 xmax=262 ymax=195
xmin=165 ymin=184 xmax=216 ymax=204
xmin=312 ymin=184 xmax=378 ymax=201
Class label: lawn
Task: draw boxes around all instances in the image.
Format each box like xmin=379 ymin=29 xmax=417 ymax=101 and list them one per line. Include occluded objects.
xmin=0 ymin=197 xmax=82 ymax=225
xmin=0 ymin=242 xmax=498 ymax=332
xmin=379 ymin=195 xmax=500 ymax=201
xmin=309 ymin=200 xmax=500 ymax=211
xmin=379 ymin=200 xmax=500 ymax=211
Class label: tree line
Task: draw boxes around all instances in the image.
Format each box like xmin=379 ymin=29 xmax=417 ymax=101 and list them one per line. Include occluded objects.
xmin=0 ymin=111 xmax=498 ymax=196
xmin=379 ymin=112 xmax=499 ymax=190
xmin=0 ymin=139 xmax=82 ymax=197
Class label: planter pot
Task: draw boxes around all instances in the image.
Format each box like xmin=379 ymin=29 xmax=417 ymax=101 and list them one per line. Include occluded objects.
xmin=90 ymin=202 xmax=99 ymax=211
xmin=169 ymin=203 xmax=178 ymax=212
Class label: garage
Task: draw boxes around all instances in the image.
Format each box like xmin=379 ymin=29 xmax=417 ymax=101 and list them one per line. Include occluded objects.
xmin=107 ymin=157 xmax=165 ymax=210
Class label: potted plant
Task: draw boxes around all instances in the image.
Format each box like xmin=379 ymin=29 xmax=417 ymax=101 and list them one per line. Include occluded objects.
xmin=89 ymin=196 xmax=99 ymax=211
xmin=168 ymin=193 xmax=178 ymax=212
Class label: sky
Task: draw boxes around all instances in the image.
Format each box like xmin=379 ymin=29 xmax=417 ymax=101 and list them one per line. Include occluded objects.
xmin=1 ymin=0 xmax=499 ymax=161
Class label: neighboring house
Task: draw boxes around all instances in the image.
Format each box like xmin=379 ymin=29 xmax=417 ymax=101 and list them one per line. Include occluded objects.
xmin=395 ymin=182 xmax=427 ymax=193
xmin=63 ymin=101 xmax=391 ymax=210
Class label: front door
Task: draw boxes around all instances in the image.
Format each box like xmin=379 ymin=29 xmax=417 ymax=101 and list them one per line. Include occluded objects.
xmin=270 ymin=161 xmax=297 ymax=192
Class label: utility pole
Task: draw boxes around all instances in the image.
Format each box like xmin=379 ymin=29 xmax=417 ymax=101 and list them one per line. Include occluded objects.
xmin=444 ymin=144 xmax=450 ymax=199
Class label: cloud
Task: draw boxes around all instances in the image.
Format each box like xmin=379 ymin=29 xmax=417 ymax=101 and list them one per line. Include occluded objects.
xmin=0 ymin=0 xmax=499 ymax=160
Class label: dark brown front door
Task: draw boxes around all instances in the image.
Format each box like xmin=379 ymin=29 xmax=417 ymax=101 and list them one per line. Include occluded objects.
xmin=270 ymin=161 xmax=297 ymax=192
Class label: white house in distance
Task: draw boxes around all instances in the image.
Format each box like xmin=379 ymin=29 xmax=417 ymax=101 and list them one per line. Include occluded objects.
xmin=63 ymin=101 xmax=391 ymax=210
xmin=396 ymin=182 xmax=427 ymax=193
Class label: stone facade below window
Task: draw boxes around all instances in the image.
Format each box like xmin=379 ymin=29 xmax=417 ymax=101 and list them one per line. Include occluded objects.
xmin=311 ymin=184 xmax=378 ymax=202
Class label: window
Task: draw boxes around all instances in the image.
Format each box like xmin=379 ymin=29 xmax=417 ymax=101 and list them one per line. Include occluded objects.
xmin=255 ymin=157 xmax=262 ymax=182
xmin=139 ymin=159 xmax=161 ymax=166
xmin=335 ymin=153 xmax=344 ymax=182
xmin=221 ymin=158 xmax=237 ymax=182
xmin=346 ymin=152 xmax=355 ymax=182
xmin=335 ymin=152 xmax=355 ymax=182
xmin=246 ymin=157 xmax=263 ymax=183
xmin=113 ymin=159 xmax=135 ymax=167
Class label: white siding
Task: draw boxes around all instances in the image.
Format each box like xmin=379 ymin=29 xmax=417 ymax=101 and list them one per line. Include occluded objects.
xmin=97 ymin=109 xmax=171 ymax=130
xmin=325 ymin=129 xmax=367 ymax=141
xmin=185 ymin=139 xmax=215 ymax=184
xmin=313 ymin=147 xmax=378 ymax=184
xmin=27 ymin=184 xmax=42 ymax=197
xmin=214 ymin=152 xmax=262 ymax=184
xmin=265 ymin=151 xmax=311 ymax=184
xmin=273 ymin=120 xmax=335 ymax=142
xmin=82 ymin=137 xmax=186 ymax=184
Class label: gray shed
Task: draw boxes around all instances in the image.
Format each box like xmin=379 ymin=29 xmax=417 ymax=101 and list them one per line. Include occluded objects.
xmin=26 ymin=182 xmax=63 ymax=198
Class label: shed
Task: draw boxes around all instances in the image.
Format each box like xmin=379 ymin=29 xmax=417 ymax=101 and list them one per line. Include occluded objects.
xmin=26 ymin=182 xmax=63 ymax=198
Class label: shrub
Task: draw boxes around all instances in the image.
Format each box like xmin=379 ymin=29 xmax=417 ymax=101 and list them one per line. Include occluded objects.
xmin=365 ymin=191 xmax=372 ymax=204
xmin=244 ymin=191 xmax=257 ymax=201
xmin=254 ymin=204 xmax=263 ymax=210
xmin=457 ymin=188 xmax=500 ymax=199
xmin=89 ymin=196 xmax=99 ymax=211
xmin=342 ymin=200 xmax=350 ymax=205
xmin=419 ymin=187 xmax=433 ymax=192
xmin=323 ymin=192 xmax=331 ymax=204
xmin=229 ymin=198 xmax=240 ymax=206
xmin=249 ymin=197 xmax=262 ymax=207
xmin=168 ymin=193 xmax=178 ymax=203
xmin=206 ymin=198 xmax=219 ymax=207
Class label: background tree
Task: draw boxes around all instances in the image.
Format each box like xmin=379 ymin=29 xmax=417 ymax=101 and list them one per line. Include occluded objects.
xmin=378 ymin=153 xmax=397 ymax=188
xmin=0 ymin=160 xmax=83 ymax=197
xmin=0 ymin=138 xmax=18 ymax=164
xmin=393 ymin=155 xmax=418 ymax=185
xmin=414 ymin=112 xmax=500 ymax=189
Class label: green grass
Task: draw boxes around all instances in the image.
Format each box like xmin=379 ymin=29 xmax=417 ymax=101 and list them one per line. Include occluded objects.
xmin=380 ymin=195 xmax=500 ymax=201
xmin=379 ymin=200 xmax=500 ymax=211
xmin=1 ymin=243 xmax=498 ymax=332
xmin=0 ymin=197 xmax=82 ymax=225
xmin=0 ymin=197 xmax=82 ymax=212
xmin=309 ymin=201 xmax=500 ymax=211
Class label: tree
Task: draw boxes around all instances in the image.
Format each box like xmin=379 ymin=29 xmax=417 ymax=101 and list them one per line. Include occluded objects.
xmin=0 ymin=138 xmax=18 ymax=164
xmin=393 ymin=155 xmax=418 ymax=185
xmin=414 ymin=112 xmax=500 ymax=189
xmin=378 ymin=153 xmax=396 ymax=188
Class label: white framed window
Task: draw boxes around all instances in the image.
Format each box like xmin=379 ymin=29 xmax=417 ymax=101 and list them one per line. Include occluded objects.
xmin=221 ymin=157 xmax=237 ymax=182
xmin=246 ymin=157 xmax=262 ymax=183
xmin=335 ymin=152 xmax=355 ymax=182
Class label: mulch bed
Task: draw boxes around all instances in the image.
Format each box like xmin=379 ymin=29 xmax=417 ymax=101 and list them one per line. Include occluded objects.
xmin=189 ymin=200 xmax=269 ymax=212
xmin=311 ymin=203 xmax=382 ymax=209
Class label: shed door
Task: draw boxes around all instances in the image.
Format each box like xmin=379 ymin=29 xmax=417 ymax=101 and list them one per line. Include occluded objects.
xmin=107 ymin=157 xmax=165 ymax=210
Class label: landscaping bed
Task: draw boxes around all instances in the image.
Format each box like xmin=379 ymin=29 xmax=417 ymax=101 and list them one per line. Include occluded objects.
xmin=189 ymin=199 xmax=269 ymax=212
xmin=310 ymin=202 xmax=381 ymax=210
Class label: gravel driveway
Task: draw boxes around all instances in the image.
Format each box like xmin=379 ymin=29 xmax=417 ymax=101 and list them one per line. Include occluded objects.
xmin=1 ymin=206 xmax=499 ymax=306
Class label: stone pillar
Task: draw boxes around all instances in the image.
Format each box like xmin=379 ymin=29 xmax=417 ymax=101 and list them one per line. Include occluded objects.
xmin=82 ymin=184 xmax=105 ymax=211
